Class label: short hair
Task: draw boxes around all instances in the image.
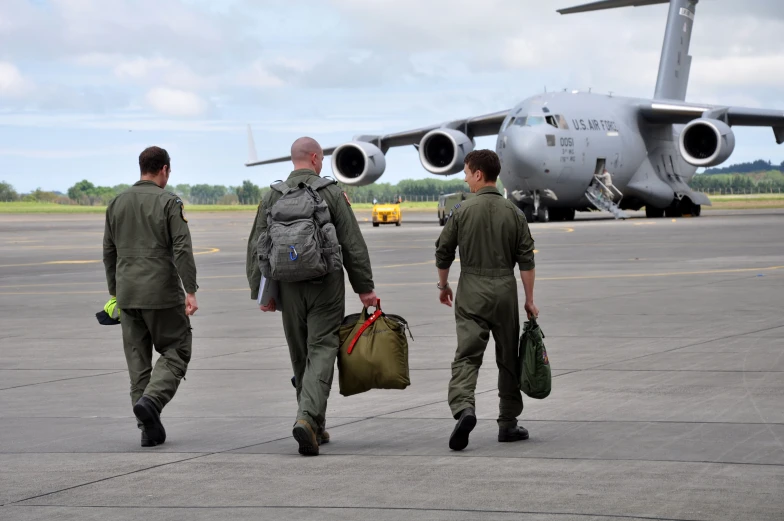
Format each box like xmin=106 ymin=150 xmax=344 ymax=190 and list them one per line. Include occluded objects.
xmin=139 ymin=146 xmax=171 ymax=175
xmin=464 ymin=149 xmax=501 ymax=182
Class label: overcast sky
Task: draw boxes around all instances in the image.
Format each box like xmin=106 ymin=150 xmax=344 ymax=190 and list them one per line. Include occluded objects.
xmin=1 ymin=0 xmax=783 ymax=193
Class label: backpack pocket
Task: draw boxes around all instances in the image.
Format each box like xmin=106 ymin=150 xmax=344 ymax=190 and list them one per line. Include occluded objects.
xmin=257 ymin=230 xmax=272 ymax=278
xmin=320 ymin=222 xmax=343 ymax=273
xmin=269 ymin=219 xmax=328 ymax=282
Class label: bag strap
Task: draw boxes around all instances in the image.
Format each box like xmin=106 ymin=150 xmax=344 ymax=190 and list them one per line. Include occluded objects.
xmin=347 ymin=299 xmax=383 ymax=355
xmin=308 ymin=176 xmax=337 ymax=191
xmin=270 ymin=181 xmax=291 ymax=195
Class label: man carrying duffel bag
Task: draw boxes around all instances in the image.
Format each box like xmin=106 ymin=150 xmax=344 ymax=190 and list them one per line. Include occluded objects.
xmin=435 ymin=150 xmax=539 ymax=451
xmin=337 ymin=300 xmax=412 ymax=397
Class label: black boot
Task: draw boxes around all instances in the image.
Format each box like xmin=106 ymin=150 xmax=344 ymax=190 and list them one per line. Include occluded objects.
xmin=449 ymin=408 xmax=477 ymax=451
xmin=141 ymin=430 xmax=160 ymax=447
xmin=133 ymin=396 xmax=166 ymax=446
xmin=498 ymin=425 xmax=529 ymax=442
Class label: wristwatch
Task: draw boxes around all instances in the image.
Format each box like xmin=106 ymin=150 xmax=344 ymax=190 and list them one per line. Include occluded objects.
xmin=437 ymin=281 xmax=449 ymax=290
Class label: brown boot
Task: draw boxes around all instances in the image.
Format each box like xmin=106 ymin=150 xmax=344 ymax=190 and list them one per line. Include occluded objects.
xmin=293 ymin=420 xmax=319 ymax=456
xmin=318 ymin=430 xmax=330 ymax=445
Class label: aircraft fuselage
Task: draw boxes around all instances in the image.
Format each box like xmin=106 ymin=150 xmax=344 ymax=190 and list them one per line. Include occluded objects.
xmin=496 ymin=91 xmax=696 ymax=212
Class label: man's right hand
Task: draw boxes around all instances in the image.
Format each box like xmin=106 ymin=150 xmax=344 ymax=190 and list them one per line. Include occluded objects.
xmin=185 ymin=293 xmax=199 ymax=316
xmin=524 ymin=300 xmax=539 ymax=320
xmin=359 ymin=291 xmax=378 ymax=308
xmin=260 ymin=298 xmax=276 ymax=312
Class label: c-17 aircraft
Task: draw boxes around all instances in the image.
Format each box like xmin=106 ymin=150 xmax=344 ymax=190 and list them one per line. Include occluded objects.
xmin=246 ymin=0 xmax=784 ymax=222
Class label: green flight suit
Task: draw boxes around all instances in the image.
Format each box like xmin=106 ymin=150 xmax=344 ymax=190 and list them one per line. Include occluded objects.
xmin=103 ymin=180 xmax=198 ymax=423
xmin=246 ymin=169 xmax=375 ymax=433
xmin=435 ymin=186 xmax=535 ymax=428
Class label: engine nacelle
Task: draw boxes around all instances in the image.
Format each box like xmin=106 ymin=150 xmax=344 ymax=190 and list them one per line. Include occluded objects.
xmin=678 ymin=118 xmax=736 ymax=167
xmin=419 ymin=128 xmax=475 ymax=175
xmin=330 ymin=141 xmax=386 ymax=186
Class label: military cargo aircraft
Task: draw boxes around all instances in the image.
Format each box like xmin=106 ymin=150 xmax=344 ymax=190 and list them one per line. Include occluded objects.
xmin=246 ymin=0 xmax=784 ymax=222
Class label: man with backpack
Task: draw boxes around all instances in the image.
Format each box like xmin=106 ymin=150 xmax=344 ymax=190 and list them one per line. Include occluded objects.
xmin=246 ymin=136 xmax=378 ymax=456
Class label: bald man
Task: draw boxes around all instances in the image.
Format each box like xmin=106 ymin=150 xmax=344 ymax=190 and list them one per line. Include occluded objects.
xmin=246 ymin=136 xmax=378 ymax=456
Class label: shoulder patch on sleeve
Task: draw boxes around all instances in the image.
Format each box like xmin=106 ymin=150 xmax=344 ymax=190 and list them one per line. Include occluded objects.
xmin=176 ymin=198 xmax=188 ymax=223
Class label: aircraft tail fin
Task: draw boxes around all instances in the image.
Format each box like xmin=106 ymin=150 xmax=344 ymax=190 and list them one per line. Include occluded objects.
xmin=246 ymin=124 xmax=258 ymax=165
xmin=558 ymin=0 xmax=698 ymax=101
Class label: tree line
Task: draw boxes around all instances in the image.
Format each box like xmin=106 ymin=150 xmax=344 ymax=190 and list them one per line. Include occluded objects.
xmin=3 ymin=158 xmax=783 ymax=205
xmin=0 ymin=177 xmax=485 ymax=206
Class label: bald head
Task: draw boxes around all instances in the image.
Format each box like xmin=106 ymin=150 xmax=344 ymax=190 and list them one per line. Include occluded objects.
xmin=290 ymin=137 xmax=324 ymax=174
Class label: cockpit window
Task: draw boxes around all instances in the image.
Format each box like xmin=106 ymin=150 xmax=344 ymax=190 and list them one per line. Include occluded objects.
xmin=511 ymin=115 xmax=567 ymax=128
xmin=545 ymin=115 xmax=570 ymax=129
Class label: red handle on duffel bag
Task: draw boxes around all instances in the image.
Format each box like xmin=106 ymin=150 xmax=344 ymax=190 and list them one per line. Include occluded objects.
xmin=347 ymin=299 xmax=383 ymax=355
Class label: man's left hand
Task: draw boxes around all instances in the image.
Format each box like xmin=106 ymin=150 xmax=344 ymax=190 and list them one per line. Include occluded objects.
xmin=260 ymin=298 xmax=276 ymax=312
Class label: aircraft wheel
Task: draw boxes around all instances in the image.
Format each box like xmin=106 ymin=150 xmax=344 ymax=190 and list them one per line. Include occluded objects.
xmin=523 ymin=205 xmax=534 ymax=222
xmin=693 ymin=204 xmax=701 ymax=217
xmin=537 ymin=206 xmax=549 ymax=223
xmin=665 ymin=206 xmax=682 ymax=218
xmin=564 ymin=208 xmax=575 ymax=221
xmin=645 ymin=206 xmax=665 ymax=218
xmin=373 ymin=222 xmax=379 ymax=227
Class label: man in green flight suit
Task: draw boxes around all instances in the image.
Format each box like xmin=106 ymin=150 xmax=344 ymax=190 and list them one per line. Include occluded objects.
xmin=103 ymin=146 xmax=199 ymax=447
xmin=435 ymin=149 xmax=538 ymax=451
xmin=246 ymin=136 xmax=378 ymax=456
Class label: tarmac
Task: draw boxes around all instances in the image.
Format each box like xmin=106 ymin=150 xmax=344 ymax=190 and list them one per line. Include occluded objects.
xmin=1 ymin=207 xmax=783 ymax=521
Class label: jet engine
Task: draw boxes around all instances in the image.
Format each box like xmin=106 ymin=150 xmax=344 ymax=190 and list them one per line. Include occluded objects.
xmin=678 ymin=118 xmax=736 ymax=167
xmin=418 ymin=128 xmax=475 ymax=175
xmin=331 ymin=141 xmax=387 ymax=186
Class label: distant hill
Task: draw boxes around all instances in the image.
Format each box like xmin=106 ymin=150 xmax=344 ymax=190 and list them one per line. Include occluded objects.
xmin=702 ymin=159 xmax=784 ymax=175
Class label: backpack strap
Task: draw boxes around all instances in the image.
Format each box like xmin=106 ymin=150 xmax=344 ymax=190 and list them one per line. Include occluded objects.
xmin=308 ymin=176 xmax=338 ymax=191
xmin=270 ymin=181 xmax=292 ymax=195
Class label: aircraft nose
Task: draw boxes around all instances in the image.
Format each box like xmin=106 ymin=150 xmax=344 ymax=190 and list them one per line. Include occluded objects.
xmin=508 ymin=130 xmax=548 ymax=176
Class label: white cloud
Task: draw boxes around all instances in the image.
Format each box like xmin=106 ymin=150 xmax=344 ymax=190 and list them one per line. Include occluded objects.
xmin=145 ymin=87 xmax=209 ymax=117
xmin=114 ymin=56 xmax=173 ymax=80
xmin=0 ymin=144 xmax=149 ymax=159
xmin=0 ymin=62 xmax=32 ymax=98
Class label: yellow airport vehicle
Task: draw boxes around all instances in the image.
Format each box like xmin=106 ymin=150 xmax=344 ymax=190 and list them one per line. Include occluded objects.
xmin=372 ymin=198 xmax=402 ymax=227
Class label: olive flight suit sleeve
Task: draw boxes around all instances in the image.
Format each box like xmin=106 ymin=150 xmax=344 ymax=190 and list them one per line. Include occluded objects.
xmin=329 ymin=188 xmax=374 ymax=294
xmin=515 ymin=210 xmax=536 ymax=271
xmin=246 ymin=199 xmax=267 ymax=300
xmin=166 ymin=198 xmax=198 ymax=294
xmin=435 ymin=205 xmax=459 ymax=269
xmin=102 ymin=205 xmax=117 ymax=296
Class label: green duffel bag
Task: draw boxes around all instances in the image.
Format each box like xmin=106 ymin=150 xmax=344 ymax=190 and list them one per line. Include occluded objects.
xmin=518 ymin=318 xmax=551 ymax=399
xmin=337 ymin=300 xmax=412 ymax=397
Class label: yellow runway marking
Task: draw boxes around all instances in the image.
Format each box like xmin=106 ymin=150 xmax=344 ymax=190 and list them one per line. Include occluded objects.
xmin=0 ymin=247 xmax=221 ymax=268
xmin=3 ymin=265 xmax=779 ymax=296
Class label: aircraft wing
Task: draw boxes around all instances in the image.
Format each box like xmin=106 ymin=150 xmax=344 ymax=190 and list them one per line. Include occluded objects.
xmin=638 ymin=101 xmax=784 ymax=144
xmin=245 ymin=110 xmax=510 ymax=167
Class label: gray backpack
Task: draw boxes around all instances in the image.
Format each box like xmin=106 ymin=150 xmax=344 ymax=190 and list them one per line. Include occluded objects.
xmin=257 ymin=177 xmax=343 ymax=282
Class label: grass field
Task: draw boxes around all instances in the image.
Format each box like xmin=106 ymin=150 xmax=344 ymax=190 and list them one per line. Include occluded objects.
xmin=2 ymin=194 xmax=783 ymax=214
xmin=0 ymin=201 xmax=442 ymax=213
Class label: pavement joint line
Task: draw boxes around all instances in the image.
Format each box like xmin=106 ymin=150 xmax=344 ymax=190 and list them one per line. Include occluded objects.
xmin=0 ymin=371 xmax=125 ymax=391
xmin=558 ymin=273 xmax=766 ymax=308
xmin=1 ymin=504 xmax=714 ymax=521
xmin=2 ymin=418 xmax=783 ymax=425
xmin=584 ymin=322 xmax=784 ymax=371
xmin=3 ymin=415 xmax=374 ymax=507
xmin=224 ymin=451 xmax=784 ymax=468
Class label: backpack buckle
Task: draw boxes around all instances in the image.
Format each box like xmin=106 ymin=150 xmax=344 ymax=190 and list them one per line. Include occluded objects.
xmin=289 ymin=246 xmax=298 ymax=261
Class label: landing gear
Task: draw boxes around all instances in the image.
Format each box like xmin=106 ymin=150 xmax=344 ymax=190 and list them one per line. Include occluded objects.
xmin=537 ymin=206 xmax=550 ymax=223
xmin=645 ymin=206 xmax=665 ymax=218
xmin=660 ymin=198 xmax=701 ymax=218
xmin=549 ymin=208 xmax=575 ymax=222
